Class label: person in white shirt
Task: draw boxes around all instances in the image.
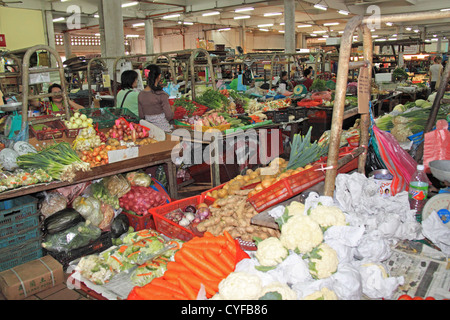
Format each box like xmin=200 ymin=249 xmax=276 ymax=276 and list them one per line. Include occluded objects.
xmin=429 ymin=56 xmax=443 ymax=92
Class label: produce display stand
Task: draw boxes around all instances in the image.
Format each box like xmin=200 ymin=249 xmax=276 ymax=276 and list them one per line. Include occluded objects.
xmin=0 ymin=133 xmax=180 ymax=202
xmin=323 ymin=10 xmax=450 ymax=197
xmin=189 ymin=48 xmax=217 ymax=100
xmin=86 ymin=56 xmax=116 ymax=107
xmin=0 ymin=51 xmax=22 ymax=99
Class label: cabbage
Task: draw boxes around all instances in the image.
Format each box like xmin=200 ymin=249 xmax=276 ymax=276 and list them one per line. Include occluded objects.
xmin=414 ymin=99 xmax=426 ymax=107
xmin=0 ymin=148 xmax=19 ymax=171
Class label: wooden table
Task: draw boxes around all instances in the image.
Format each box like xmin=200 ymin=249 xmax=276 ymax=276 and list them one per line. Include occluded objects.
xmin=0 ymin=136 xmax=180 ymax=201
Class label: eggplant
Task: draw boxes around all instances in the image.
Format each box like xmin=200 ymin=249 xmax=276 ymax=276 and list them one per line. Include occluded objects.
xmin=43 ymin=208 xmax=85 ymax=235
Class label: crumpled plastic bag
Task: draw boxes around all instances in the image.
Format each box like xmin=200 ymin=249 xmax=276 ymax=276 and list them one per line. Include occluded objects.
xmin=354 ymin=230 xmax=392 ymax=262
xmin=423 ymin=119 xmax=450 ymax=174
xmin=329 ymin=263 xmax=363 ymax=300
xmin=422 ymin=210 xmax=450 ymax=255
xmin=40 ymin=191 xmax=68 ymax=219
xmin=352 ymin=261 xmax=404 ymax=300
xmin=72 ymin=196 xmax=103 ymax=227
xmin=324 ymin=225 xmax=365 ymax=263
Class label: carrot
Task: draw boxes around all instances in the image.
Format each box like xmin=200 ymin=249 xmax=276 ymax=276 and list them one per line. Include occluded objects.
xmin=177 ymin=248 xmax=224 ymax=280
xmin=203 ymin=231 xmax=214 ymax=237
xmin=185 ymin=235 xmax=227 ymax=247
xmin=223 ymin=231 xmax=237 ymax=257
xmin=164 ymin=270 xmax=216 ymax=297
xmin=166 ymin=261 xmax=190 ymax=273
xmin=118 ymin=245 xmax=128 ymax=253
xmin=111 ymin=256 xmax=123 ymax=266
xmin=150 ymin=277 xmax=184 ymax=295
xmin=127 ymin=250 xmax=141 ymax=259
xmin=218 ymin=248 xmax=235 ymax=272
xmin=203 ymin=248 xmax=233 ymax=276
xmin=134 ymin=286 xmax=177 ymax=300
xmin=183 ymin=242 xmax=222 ymax=254
xmin=178 ymin=277 xmax=198 ymax=300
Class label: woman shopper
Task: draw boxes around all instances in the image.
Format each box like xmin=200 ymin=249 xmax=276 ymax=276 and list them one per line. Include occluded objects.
xmin=429 ymin=56 xmax=443 ymax=92
xmin=117 ymin=70 xmax=139 ymax=116
xmin=138 ymin=64 xmax=175 ymax=132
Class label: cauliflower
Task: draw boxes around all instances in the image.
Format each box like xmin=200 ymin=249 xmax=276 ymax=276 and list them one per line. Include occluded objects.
xmin=76 ymin=255 xmax=113 ymax=285
xmin=279 ymin=214 xmax=323 ymax=254
xmin=303 ymin=287 xmax=338 ymax=300
xmin=259 ymin=282 xmax=298 ymax=300
xmin=286 ymin=201 xmax=305 ymax=216
xmin=309 ymin=205 xmax=347 ymax=228
xmin=304 ymin=243 xmax=339 ymax=279
xmin=255 ymin=237 xmax=288 ymax=267
xmin=218 ymin=272 xmax=263 ymax=300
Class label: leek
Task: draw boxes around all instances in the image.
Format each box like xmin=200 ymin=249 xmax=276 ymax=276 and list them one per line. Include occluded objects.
xmin=286 ymin=126 xmax=328 ymax=170
xmin=16 ymin=141 xmax=90 ymax=182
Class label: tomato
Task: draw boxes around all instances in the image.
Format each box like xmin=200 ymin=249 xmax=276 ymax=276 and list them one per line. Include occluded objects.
xmin=424 ymin=296 xmax=435 ymax=300
xmin=398 ymin=294 xmax=413 ymax=300
xmin=413 ymin=296 xmax=424 ymax=300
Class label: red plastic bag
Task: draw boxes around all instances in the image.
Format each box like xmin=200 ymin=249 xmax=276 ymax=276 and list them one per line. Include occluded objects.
xmin=423 ymin=120 xmax=450 ymax=173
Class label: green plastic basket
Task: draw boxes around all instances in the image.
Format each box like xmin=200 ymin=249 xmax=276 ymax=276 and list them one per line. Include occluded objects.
xmin=80 ymin=108 xmax=116 ymax=129
xmin=106 ymin=108 xmax=139 ymax=123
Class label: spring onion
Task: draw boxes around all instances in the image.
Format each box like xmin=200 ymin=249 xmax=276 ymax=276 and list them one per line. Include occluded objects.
xmin=16 ymin=141 xmax=90 ymax=182
xmin=286 ymin=126 xmax=328 ymax=170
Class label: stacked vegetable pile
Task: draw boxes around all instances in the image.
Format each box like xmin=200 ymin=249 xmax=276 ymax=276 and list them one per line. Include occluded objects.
xmin=119 ymin=185 xmax=169 ymax=216
xmin=127 ymin=231 xmax=249 ymax=300
xmin=173 ymin=96 xmax=209 ymax=119
xmin=76 ymin=229 xmax=182 ymax=286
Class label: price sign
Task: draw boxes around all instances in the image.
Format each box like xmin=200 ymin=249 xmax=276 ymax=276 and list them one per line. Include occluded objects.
xmin=357 ymin=66 xmax=370 ymax=114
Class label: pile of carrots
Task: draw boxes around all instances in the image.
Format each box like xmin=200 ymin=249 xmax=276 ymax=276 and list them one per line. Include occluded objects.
xmin=127 ymin=231 xmax=249 ymax=300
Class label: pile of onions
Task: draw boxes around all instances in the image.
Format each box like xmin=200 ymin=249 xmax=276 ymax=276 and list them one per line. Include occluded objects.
xmin=165 ymin=203 xmax=211 ymax=228
xmin=119 ymin=186 xmax=168 ymax=215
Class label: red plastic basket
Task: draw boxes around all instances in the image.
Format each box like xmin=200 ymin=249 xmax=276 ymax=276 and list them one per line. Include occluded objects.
xmin=284 ymin=163 xmax=326 ymax=194
xmin=30 ymin=120 xmax=66 ymax=140
xmin=247 ymin=178 xmax=293 ymax=213
xmin=149 ymin=195 xmax=215 ymax=241
xmin=122 ymin=210 xmax=156 ymax=231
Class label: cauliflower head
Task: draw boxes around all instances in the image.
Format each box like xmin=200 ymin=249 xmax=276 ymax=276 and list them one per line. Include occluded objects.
xmin=309 ymin=205 xmax=347 ymax=228
xmin=255 ymin=237 xmax=289 ymax=267
xmin=259 ymin=282 xmax=298 ymax=300
xmin=304 ymin=243 xmax=339 ymax=279
xmin=76 ymin=255 xmax=113 ymax=285
xmin=279 ymin=214 xmax=323 ymax=254
xmin=303 ymin=287 xmax=338 ymax=300
xmin=218 ymin=272 xmax=263 ymax=300
xmin=286 ymin=201 xmax=305 ymax=216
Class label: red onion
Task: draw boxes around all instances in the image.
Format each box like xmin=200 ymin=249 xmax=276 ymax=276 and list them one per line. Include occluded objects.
xmin=197 ymin=207 xmax=211 ymax=220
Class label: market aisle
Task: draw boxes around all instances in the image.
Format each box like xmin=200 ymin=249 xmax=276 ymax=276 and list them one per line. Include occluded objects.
xmin=0 ymin=273 xmax=96 ymax=300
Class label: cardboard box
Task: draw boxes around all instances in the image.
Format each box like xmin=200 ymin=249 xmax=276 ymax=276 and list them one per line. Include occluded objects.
xmin=0 ymin=255 xmax=64 ymax=300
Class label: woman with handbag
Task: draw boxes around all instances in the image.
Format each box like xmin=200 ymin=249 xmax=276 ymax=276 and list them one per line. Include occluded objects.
xmin=117 ymin=70 xmax=139 ymax=115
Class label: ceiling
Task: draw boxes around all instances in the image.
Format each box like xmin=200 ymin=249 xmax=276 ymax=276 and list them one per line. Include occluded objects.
xmin=1 ymin=0 xmax=450 ymax=41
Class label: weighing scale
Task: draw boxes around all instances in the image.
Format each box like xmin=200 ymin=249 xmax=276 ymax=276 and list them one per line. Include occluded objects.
xmin=293 ymin=84 xmax=307 ymax=96
xmin=423 ymin=160 xmax=450 ymax=227
xmin=0 ymin=102 xmax=22 ymax=139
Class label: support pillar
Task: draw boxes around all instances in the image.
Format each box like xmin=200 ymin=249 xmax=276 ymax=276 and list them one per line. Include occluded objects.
xmin=284 ymin=0 xmax=296 ymax=54
xmin=145 ymin=19 xmax=155 ymax=55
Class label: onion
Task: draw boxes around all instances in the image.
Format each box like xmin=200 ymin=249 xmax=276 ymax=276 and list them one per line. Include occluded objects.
xmin=184 ymin=212 xmax=195 ymax=222
xmin=184 ymin=205 xmax=197 ymax=214
xmin=197 ymin=207 xmax=211 ymax=220
xmin=179 ymin=217 xmax=190 ymax=227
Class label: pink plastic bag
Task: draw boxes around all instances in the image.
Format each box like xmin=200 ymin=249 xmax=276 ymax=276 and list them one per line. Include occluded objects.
xmin=372 ymin=126 xmax=418 ymax=195
xmin=423 ymin=119 xmax=450 ymax=173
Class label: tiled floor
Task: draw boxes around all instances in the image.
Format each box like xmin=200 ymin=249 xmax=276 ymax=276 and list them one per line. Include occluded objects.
xmin=0 ymin=273 xmax=97 ymax=300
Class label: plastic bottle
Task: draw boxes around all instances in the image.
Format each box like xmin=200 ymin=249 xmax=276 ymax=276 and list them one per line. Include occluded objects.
xmin=408 ymin=164 xmax=430 ymax=223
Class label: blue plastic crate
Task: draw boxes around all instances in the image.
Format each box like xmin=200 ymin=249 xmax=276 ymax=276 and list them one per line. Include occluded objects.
xmin=0 ymin=195 xmax=39 ymax=239
xmin=0 ymin=226 xmax=41 ymax=250
xmin=0 ymin=239 xmax=43 ymax=272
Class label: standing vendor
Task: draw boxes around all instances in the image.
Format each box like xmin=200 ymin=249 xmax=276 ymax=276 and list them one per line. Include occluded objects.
xmin=429 ymin=56 xmax=443 ymax=92
xmin=138 ymin=64 xmax=175 ymax=132
xmin=31 ymin=83 xmax=83 ymax=115
xmin=302 ymin=68 xmax=313 ymax=91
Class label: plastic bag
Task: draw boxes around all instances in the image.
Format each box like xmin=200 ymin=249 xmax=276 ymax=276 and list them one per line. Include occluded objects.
xmin=365 ymin=144 xmax=386 ymax=175
xmin=72 ymin=196 xmax=103 ymax=227
xmin=40 ymin=191 xmax=68 ymax=219
xmin=98 ymin=202 xmax=115 ymax=231
xmin=110 ymin=213 xmax=130 ymax=239
xmin=125 ymin=171 xmax=152 ymax=187
xmin=155 ymin=165 xmax=168 ymax=190
xmin=41 ymin=221 xmax=102 ymax=253
xmin=103 ymin=174 xmax=131 ymax=198
xmin=423 ymin=119 xmax=450 ymax=173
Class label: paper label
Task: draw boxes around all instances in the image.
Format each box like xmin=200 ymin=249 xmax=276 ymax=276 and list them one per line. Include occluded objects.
xmin=107 ymin=147 xmax=139 ymax=163
xmin=357 ymin=67 xmax=370 ymax=114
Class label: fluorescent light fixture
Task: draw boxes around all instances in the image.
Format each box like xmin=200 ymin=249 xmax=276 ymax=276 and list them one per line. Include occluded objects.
xmin=259 ymin=28 xmax=269 ymax=32
xmin=386 ymin=22 xmax=393 ymax=26
xmin=178 ymin=21 xmax=194 ymax=25
xmin=122 ymin=1 xmax=139 ymax=8
xmin=280 ymin=22 xmax=285 ymax=25
xmin=338 ymin=10 xmax=349 ymax=15
xmin=53 ymin=17 xmax=65 ymax=22
xmin=392 ymin=34 xmax=397 ymax=37
xmin=375 ymin=38 xmax=386 ymax=41
xmin=94 ymin=33 xmax=101 ymax=37
xmin=235 ymin=7 xmax=254 ymax=13
xmin=297 ymin=24 xmax=312 ymax=28
xmin=312 ymin=30 xmax=327 ymax=33
xmin=323 ymin=22 xmax=339 ymax=26
xmin=372 ymin=35 xmax=379 ymax=38
xmin=234 ymin=15 xmax=250 ymax=20
xmin=314 ymin=4 xmax=327 ymax=10
xmin=317 ymin=38 xmax=326 ymax=41
xmin=440 ymin=8 xmax=450 ymax=11
xmin=163 ymin=14 xmax=181 ymax=19
xmin=126 ymin=34 xmax=140 ymax=38
xmin=431 ymin=38 xmax=439 ymax=41
xmin=370 ymin=29 xmax=375 ymax=32
xmin=202 ymin=11 xmax=220 ymax=16
xmin=414 ymin=29 xmax=419 ymax=33
xmin=60 ymin=0 xmax=70 ymax=2
xmin=132 ymin=22 xmax=145 ymax=27
xmin=94 ymin=14 xmax=100 ymax=18
xmin=323 ymin=34 xmax=329 ymax=38
xmin=338 ymin=31 xmax=344 ymax=34
xmin=258 ymin=23 xmax=273 ymax=28
xmin=279 ymin=30 xmax=285 ymax=33
xmin=405 ymin=27 xmax=412 ymax=31
xmin=264 ymin=12 xmax=282 ymax=17
xmin=433 ymin=34 xmax=437 ymax=37
xmin=218 ymin=28 xmax=230 ymax=31
xmin=388 ymin=37 xmax=397 ymax=41
xmin=310 ymin=33 xmax=317 ymax=37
